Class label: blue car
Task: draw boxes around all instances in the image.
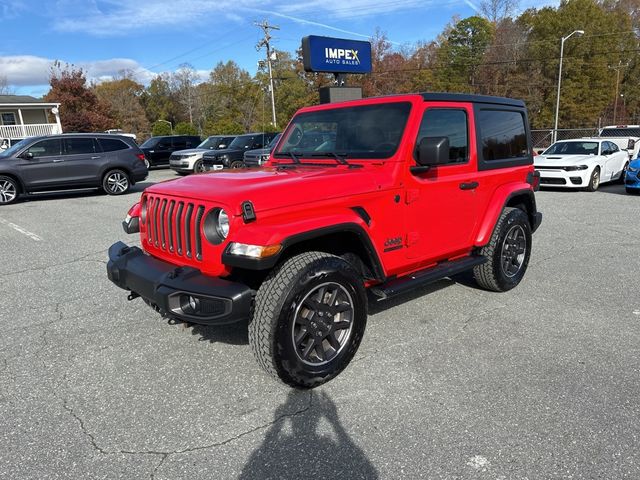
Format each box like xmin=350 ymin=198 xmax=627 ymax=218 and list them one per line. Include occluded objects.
xmin=626 ymin=157 xmax=640 ymax=193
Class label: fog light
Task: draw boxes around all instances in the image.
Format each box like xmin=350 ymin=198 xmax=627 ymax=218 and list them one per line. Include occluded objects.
xmin=188 ymin=296 xmax=199 ymax=311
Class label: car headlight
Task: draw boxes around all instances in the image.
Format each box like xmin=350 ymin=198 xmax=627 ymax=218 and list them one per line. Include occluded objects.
xmin=228 ymin=242 xmax=282 ymax=258
xmin=563 ymin=165 xmax=589 ymax=171
xmin=203 ymin=208 xmax=229 ymax=245
xmin=217 ymin=210 xmax=229 ymax=238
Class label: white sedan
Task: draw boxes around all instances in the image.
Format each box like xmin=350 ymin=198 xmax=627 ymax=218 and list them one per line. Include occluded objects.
xmin=534 ymin=139 xmax=629 ymax=191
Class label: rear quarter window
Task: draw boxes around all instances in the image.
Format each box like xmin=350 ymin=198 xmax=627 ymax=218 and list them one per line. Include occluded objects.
xmin=476 ymin=107 xmax=531 ymax=170
xmin=98 ymin=138 xmax=130 ymax=152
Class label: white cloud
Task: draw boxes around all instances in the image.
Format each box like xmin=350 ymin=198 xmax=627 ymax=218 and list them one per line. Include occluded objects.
xmin=0 ymin=55 xmax=211 ymax=91
xmin=1 ymin=0 xmax=27 ymax=19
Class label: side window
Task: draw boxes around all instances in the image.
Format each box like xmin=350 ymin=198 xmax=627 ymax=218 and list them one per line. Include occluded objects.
xmin=478 ymin=109 xmax=527 ymax=161
xmin=220 ymin=137 xmax=234 ymax=148
xmin=186 ymin=137 xmax=198 ymax=148
xmin=416 ymin=108 xmax=469 ymax=164
xmin=25 ymin=139 xmax=61 ymax=157
xmin=98 ymin=138 xmax=129 ymax=152
xmin=172 ymin=137 xmax=187 ymax=149
xmin=609 ymin=142 xmax=619 ymax=153
xmin=63 ymin=138 xmax=96 ymax=155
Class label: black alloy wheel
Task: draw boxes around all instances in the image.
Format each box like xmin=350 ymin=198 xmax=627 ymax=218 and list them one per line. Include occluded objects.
xmin=249 ymin=251 xmax=367 ymax=388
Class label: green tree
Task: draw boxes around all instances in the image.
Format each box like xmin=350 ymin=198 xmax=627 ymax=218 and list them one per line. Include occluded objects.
xmin=151 ymin=121 xmax=172 ymax=136
xmin=174 ymin=121 xmax=198 ymax=135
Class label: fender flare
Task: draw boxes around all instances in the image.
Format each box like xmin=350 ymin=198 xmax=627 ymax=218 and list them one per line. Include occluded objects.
xmin=475 ymin=184 xmax=538 ymax=247
xmin=223 ymin=219 xmax=385 ymax=281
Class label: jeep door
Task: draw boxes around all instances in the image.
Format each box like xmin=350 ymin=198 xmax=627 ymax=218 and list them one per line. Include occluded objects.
xmin=18 ymin=138 xmax=66 ymax=190
xmin=59 ymin=137 xmax=102 ymax=186
xmin=404 ymin=103 xmax=479 ymax=262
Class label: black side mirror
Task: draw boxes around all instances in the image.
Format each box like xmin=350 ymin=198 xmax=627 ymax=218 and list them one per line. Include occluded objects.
xmin=412 ymin=137 xmax=449 ymax=173
xmin=21 ymin=152 xmax=34 ymax=160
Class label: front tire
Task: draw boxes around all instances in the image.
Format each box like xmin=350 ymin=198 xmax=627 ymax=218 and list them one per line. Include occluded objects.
xmin=585 ymin=167 xmax=600 ymax=192
xmin=193 ymin=159 xmax=206 ymax=173
xmin=102 ymin=169 xmax=130 ymax=195
xmin=619 ymin=162 xmax=629 ymax=184
xmin=474 ymin=207 xmax=532 ymax=292
xmin=249 ymin=252 xmax=367 ymax=388
xmin=0 ymin=175 xmax=19 ymax=205
xmin=230 ymin=160 xmax=244 ymax=169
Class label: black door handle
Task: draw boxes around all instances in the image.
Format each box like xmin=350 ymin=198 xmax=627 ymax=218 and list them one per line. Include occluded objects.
xmin=459 ymin=181 xmax=479 ymax=190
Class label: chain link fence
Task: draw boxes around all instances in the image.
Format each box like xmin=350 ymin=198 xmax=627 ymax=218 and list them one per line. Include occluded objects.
xmin=531 ymin=128 xmax=600 ymax=151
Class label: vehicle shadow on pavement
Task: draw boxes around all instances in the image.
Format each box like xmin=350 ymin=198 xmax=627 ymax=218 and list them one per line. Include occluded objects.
xmin=239 ymin=389 xmax=379 ymax=479
xmin=17 ymin=181 xmax=158 ymax=203
xmin=368 ymin=278 xmax=455 ymax=315
xmin=597 ymin=183 xmax=634 ymax=196
xmin=185 ymin=319 xmax=249 ymax=345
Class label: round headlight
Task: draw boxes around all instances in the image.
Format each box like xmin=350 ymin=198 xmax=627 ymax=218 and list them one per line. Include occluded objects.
xmin=217 ymin=210 xmax=229 ymax=239
xmin=203 ymin=208 xmax=230 ymax=245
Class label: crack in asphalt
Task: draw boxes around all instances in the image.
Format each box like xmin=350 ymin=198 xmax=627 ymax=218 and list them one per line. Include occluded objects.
xmin=0 ymin=257 xmax=108 ymax=279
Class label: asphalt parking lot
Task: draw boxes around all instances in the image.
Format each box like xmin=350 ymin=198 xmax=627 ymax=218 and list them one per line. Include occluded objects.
xmin=1 ymin=169 xmax=639 ymax=480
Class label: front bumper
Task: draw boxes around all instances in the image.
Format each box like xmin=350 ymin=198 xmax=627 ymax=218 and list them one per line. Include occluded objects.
xmin=536 ymin=168 xmax=590 ymax=188
xmin=107 ymin=241 xmax=254 ymax=325
xmin=625 ymin=170 xmax=640 ymax=189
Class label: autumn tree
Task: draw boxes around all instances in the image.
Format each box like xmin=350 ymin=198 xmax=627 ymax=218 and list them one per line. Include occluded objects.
xmin=0 ymin=76 xmax=13 ymax=95
xmin=44 ymin=62 xmax=113 ymax=132
xmin=93 ymin=76 xmax=149 ymax=134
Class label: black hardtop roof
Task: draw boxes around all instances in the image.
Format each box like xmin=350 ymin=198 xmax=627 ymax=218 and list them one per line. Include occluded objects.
xmin=420 ymin=92 xmax=525 ymax=107
xmin=419 ymin=92 xmax=525 ymax=107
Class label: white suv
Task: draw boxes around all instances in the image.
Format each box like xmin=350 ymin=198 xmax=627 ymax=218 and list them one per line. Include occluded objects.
xmin=169 ymin=135 xmax=236 ymax=174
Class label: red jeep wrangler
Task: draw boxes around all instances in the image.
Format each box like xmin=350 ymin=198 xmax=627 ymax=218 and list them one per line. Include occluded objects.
xmin=107 ymin=93 xmax=542 ymax=388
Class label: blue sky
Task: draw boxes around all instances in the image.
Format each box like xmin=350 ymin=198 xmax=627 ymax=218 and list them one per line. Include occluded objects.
xmin=1 ymin=0 xmax=554 ymax=97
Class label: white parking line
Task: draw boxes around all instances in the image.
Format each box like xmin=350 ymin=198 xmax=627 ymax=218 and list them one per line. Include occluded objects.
xmin=0 ymin=218 xmax=43 ymax=241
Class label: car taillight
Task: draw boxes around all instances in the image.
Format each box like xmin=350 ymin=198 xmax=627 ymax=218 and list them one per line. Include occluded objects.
xmin=136 ymin=153 xmax=146 ymax=162
xmin=527 ymin=170 xmax=541 ymax=191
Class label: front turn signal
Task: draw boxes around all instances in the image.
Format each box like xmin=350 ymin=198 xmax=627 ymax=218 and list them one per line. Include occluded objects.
xmin=228 ymin=243 xmax=282 ymax=258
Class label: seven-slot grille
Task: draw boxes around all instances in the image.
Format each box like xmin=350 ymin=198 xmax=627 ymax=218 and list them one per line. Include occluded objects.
xmin=144 ymin=195 xmax=206 ymax=261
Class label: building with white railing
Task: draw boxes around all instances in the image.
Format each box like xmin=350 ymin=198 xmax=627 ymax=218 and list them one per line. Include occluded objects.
xmin=0 ymin=95 xmax=62 ymax=145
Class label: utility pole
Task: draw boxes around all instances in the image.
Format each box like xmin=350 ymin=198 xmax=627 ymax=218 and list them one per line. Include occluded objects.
xmin=609 ymin=61 xmax=628 ymax=124
xmin=255 ymin=20 xmax=279 ymax=128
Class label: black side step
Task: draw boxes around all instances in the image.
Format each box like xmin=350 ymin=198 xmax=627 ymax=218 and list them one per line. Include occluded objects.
xmin=371 ymin=256 xmax=486 ymax=301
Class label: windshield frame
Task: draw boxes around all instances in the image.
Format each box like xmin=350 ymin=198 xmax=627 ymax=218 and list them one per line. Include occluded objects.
xmin=274 ymin=101 xmax=413 ymax=161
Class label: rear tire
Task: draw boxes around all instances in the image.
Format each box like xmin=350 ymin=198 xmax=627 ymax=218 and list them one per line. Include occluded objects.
xmin=584 ymin=167 xmax=600 ymax=192
xmin=0 ymin=175 xmax=19 ymax=205
xmin=249 ymin=251 xmax=367 ymax=388
xmin=102 ymin=169 xmax=130 ymax=195
xmin=474 ymin=207 xmax=532 ymax=292
xmin=230 ymin=160 xmax=244 ymax=169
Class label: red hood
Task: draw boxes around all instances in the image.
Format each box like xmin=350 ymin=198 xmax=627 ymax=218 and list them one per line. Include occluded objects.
xmin=145 ymin=165 xmax=380 ymax=214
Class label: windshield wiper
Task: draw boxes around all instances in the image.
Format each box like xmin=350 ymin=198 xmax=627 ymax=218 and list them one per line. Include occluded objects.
xmin=309 ymin=152 xmax=364 ymax=168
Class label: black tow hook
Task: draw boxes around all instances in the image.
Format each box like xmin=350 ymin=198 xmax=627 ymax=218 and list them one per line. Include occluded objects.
xmin=127 ymin=292 xmax=140 ymax=301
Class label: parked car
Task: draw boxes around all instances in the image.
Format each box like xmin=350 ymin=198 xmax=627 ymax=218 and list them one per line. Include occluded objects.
xmin=598 ymin=125 xmax=640 ymax=159
xmin=105 ymin=129 xmax=137 ymax=141
xmin=170 ymin=135 xmax=237 ymax=174
xmin=202 ymin=133 xmax=278 ymax=170
xmin=534 ymin=139 xmax=629 ymax=191
xmin=243 ymin=133 xmax=281 ymax=167
xmin=139 ymin=135 xmax=201 ymax=168
xmin=625 ymin=156 xmax=640 ymax=194
xmin=0 ymin=133 xmax=148 ymax=204
xmin=108 ymin=92 xmax=542 ymax=388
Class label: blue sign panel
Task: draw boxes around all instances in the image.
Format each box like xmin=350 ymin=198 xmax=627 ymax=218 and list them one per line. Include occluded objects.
xmin=302 ymin=35 xmax=372 ymax=74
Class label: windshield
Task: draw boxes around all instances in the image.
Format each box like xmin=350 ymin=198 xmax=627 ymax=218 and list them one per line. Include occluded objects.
xmin=600 ymin=127 xmax=640 ymax=137
xmin=0 ymin=138 xmax=30 ymax=157
xmin=543 ymin=141 xmax=599 ymax=155
xmin=140 ymin=138 xmax=159 ymax=148
xmin=229 ymin=135 xmax=256 ymax=149
xmin=267 ymin=133 xmax=281 ymax=149
xmin=198 ymin=136 xmax=226 ymax=150
xmin=275 ymin=102 xmax=412 ymax=160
